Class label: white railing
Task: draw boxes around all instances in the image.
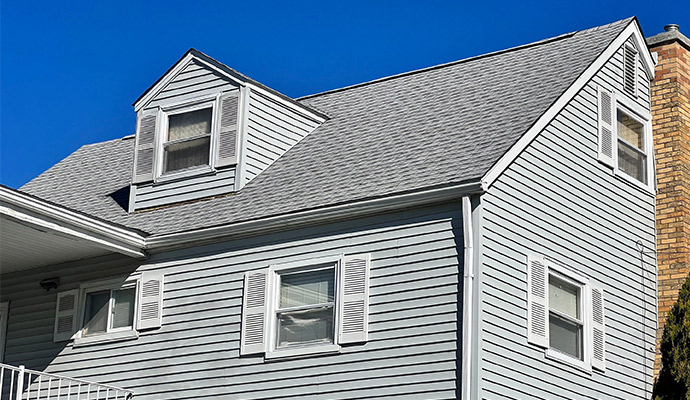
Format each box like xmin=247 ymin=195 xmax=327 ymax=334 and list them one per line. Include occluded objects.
xmin=0 ymin=363 xmax=133 ymax=400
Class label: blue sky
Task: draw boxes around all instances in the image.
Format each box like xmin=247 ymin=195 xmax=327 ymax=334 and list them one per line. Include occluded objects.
xmin=1 ymin=1 xmax=688 ymax=188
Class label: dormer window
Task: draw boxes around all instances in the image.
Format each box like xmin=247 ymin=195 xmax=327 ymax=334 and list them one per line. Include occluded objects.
xmin=163 ymin=107 xmax=213 ymax=174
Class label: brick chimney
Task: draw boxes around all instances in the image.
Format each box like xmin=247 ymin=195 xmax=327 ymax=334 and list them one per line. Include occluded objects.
xmin=647 ymin=24 xmax=690 ymax=377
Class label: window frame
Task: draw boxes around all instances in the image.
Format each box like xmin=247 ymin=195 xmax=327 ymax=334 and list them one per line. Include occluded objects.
xmin=613 ymin=94 xmax=653 ymax=192
xmin=544 ymin=262 xmax=592 ymax=372
xmin=74 ymin=276 xmax=140 ymax=346
xmin=265 ymin=255 xmax=341 ymax=359
xmin=154 ymin=95 xmax=220 ymax=182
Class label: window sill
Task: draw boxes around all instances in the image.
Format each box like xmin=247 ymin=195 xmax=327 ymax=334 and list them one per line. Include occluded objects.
xmin=613 ymin=168 xmax=654 ymax=196
xmin=154 ymin=166 xmax=215 ymax=185
xmin=265 ymin=343 xmax=340 ymax=360
xmin=73 ymin=330 xmax=139 ymax=347
xmin=545 ymin=348 xmax=591 ymax=374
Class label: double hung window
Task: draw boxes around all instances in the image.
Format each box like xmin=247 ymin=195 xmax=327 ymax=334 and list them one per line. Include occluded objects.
xmin=276 ymin=266 xmax=335 ymax=348
xmin=527 ymin=255 xmax=606 ymax=371
xmin=163 ymin=107 xmax=213 ymax=174
xmin=616 ymin=109 xmax=647 ymax=185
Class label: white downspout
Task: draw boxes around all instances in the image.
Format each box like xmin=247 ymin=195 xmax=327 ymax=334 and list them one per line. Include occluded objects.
xmin=461 ymin=195 xmax=475 ymax=400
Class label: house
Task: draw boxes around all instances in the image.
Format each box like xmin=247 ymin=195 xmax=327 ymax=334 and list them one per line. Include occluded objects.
xmin=0 ymin=17 xmax=657 ymax=399
xmin=646 ymin=23 xmax=690 ymax=377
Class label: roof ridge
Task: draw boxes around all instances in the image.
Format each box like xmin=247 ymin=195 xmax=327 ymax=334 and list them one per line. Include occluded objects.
xmin=81 ymin=135 xmax=133 ymax=148
xmin=297 ymin=17 xmax=633 ymax=102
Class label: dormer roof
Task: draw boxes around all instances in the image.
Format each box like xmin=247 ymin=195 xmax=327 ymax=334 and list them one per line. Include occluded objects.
xmin=21 ymin=18 xmax=639 ymax=237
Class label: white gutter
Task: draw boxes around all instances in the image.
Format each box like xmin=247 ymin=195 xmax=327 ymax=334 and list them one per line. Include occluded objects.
xmin=0 ymin=186 xmax=147 ymax=259
xmin=461 ymin=195 xmax=475 ymax=400
xmin=147 ymin=181 xmax=484 ymax=251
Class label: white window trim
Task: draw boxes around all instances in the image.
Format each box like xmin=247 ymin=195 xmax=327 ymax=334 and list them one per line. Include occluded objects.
xmin=73 ymin=276 xmax=140 ymax=347
xmin=264 ymin=255 xmax=342 ymax=359
xmin=612 ymin=94 xmax=654 ymax=193
xmin=543 ymin=261 xmax=592 ymax=372
xmin=153 ymin=94 xmax=221 ymax=182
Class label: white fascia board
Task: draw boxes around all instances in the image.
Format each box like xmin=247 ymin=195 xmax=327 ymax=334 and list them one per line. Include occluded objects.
xmin=482 ymin=20 xmax=652 ymax=189
xmin=146 ymin=181 xmax=484 ymax=251
xmin=134 ymin=53 xmax=199 ymax=112
xmin=0 ymin=187 xmax=147 ymax=259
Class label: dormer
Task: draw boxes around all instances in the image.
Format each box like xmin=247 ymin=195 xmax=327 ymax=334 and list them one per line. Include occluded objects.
xmin=128 ymin=49 xmax=326 ymax=212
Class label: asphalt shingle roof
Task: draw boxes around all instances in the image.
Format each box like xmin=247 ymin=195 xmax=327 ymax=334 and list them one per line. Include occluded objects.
xmin=20 ymin=18 xmax=633 ymax=236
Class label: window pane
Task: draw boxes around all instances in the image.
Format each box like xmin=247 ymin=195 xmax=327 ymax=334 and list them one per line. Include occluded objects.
xmin=277 ymin=306 xmax=334 ymax=347
xmin=617 ymin=110 xmax=644 ymax=150
xmin=111 ymin=288 xmax=135 ymax=329
xmin=163 ymin=136 xmax=210 ymax=173
xmin=168 ymin=108 xmax=212 ymax=141
xmin=549 ymin=275 xmax=580 ymax=319
xmin=618 ymin=140 xmax=647 ymax=184
xmin=84 ymin=290 xmax=110 ymax=335
xmin=280 ymin=268 xmax=334 ymax=308
xmin=549 ymin=313 xmax=583 ymax=360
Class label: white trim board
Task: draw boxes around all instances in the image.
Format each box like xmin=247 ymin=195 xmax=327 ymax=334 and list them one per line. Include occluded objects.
xmin=482 ymin=19 xmax=654 ymax=189
xmin=0 ymin=186 xmax=146 ymax=259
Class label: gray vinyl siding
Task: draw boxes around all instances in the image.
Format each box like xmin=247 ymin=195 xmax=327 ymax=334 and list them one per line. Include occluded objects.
xmin=144 ymin=60 xmax=239 ymax=111
xmin=244 ymin=90 xmax=321 ymax=183
xmin=0 ymin=202 xmax=463 ymax=399
xmin=477 ymin=41 xmax=656 ymax=399
xmin=131 ymin=167 xmax=236 ymax=210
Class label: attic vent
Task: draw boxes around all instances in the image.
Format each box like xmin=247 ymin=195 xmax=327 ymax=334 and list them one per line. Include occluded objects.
xmin=624 ymin=43 xmax=637 ymax=97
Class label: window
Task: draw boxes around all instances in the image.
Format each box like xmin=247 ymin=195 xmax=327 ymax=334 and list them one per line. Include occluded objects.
xmin=82 ymin=286 xmax=136 ymax=336
xmin=132 ymin=90 xmax=240 ymax=184
xmin=276 ymin=266 xmax=335 ymax=349
xmin=240 ymin=254 xmax=371 ymax=359
xmin=548 ymin=274 xmax=584 ymax=360
xmin=163 ymin=107 xmax=213 ymax=174
xmin=53 ymin=272 xmax=164 ymax=345
xmin=617 ymin=109 xmax=647 ymax=184
xmin=597 ymin=87 xmax=652 ymax=189
xmin=527 ymin=255 xmax=605 ymax=371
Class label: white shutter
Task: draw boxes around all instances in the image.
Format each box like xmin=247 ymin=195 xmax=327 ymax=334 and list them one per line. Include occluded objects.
xmin=0 ymin=302 xmax=8 ymax=362
xmin=241 ymin=269 xmax=269 ymax=355
xmin=597 ymin=87 xmax=616 ymax=167
xmin=590 ymin=283 xmax=606 ymax=371
xmin=527 ymin=255 xmax=549 ymax=348
xmin=338 ymin=254 xmax=370 ymax=344
xmin=216 ymin=90 xmax=240 ymax=167
xmin=137 ymin=272 xmax=164 ymax=330
xmin=132 ymin=109 xmax=159 ymax=183
xmin=53 ymin=290 xmax=79 ymax=342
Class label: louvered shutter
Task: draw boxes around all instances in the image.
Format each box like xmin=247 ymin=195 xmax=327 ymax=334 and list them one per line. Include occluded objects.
xmin=597 ymin=87 xmax=616 ymax=168
xmin=241 ymin=269 xmax=269 ymax=355
xmin=216 ymin=90 xmax=240 ymax=167
xmin=590 ymin=283 xmax=606 ymax=370
xmin=624 ymin=43 xmax=638 ymax=97
xmin=338 ymin=254 xmax=370 ymax=344
xmin=53 ymin=290 xmax=79 ymax=342
xmin=0 ymin=302 xmax=8 ymax=361
xmin=132 ymin=109 xmax=158 ymax=183
xmin=137 ymin=272 xmax=164 ymax=330
xmin=527 ymin=255 xmax=549 ymax=348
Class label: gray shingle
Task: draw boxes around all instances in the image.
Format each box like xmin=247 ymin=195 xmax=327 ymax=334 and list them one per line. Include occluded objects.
xmin=20 ymin=18 xmax=633 ymax=236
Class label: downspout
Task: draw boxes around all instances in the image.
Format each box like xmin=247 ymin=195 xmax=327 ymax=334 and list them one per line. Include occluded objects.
xmin=461 ymin=195 xmax=475 ymax=399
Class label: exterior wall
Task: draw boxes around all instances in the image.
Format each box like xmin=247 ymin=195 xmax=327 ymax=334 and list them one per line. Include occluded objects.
xmin=477 ymin=39 xmax=657 ymax=399
xmin=648 ymin=36 xmax=690 ymax=375
xmin=0 ymin=203 xmax=463 ymax=399
xmin=243 ymin=90 xmax=321 ymax=184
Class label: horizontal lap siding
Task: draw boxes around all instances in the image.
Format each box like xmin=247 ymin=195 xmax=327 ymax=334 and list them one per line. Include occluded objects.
xmin=478 ymin=42 xmax=655 ymax=399
xmin=244 ymin=90 xmax=321 ymax=183
xmin=132 ymin=167 xmax=235 ymax=210
xmin=0 ymin=202 xmax=463 ymax=399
